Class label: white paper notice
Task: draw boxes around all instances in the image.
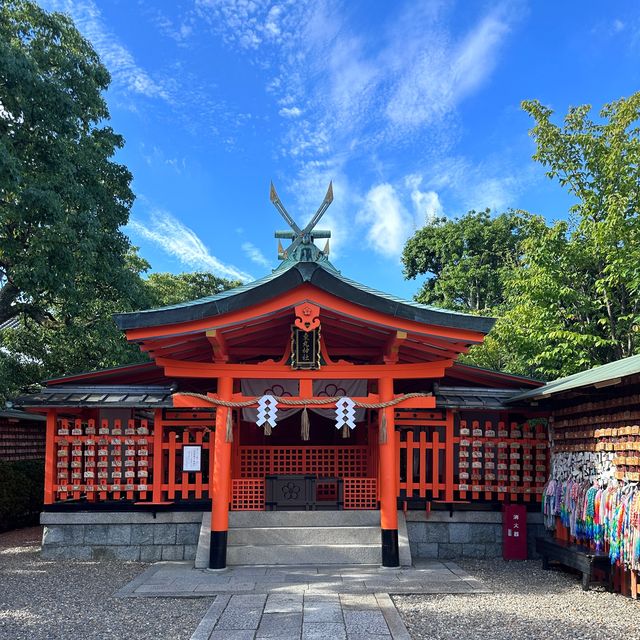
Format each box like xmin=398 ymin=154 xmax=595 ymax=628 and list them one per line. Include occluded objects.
xmin=183 ymin=445 xmax=202 ymax=472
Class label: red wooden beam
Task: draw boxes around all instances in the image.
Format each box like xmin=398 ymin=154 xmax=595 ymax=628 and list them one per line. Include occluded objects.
xmin=206 ymin=329 xmax=229 ymax=363
xmin=158 ymin=357 xmax=453 ymax=380
xmin=383 ymin=331 xmax=407 ymax=364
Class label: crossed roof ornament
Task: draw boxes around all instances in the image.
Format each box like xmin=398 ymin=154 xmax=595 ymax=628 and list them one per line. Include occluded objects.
xmin=270 ymin=181 xmax=333 ymax=262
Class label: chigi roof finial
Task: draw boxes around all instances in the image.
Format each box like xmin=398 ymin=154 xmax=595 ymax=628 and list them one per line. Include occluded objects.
xmin=270 ymin=181 xmax=333 ymax=262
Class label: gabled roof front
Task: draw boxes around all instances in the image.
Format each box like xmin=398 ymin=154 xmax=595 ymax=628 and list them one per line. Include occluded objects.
xmin=115 ymin=258 xmax=495 ymax=334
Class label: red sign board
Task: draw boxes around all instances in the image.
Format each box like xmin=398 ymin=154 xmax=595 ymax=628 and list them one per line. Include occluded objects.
xmin=502 ymin=504 xmax=527 ymax=560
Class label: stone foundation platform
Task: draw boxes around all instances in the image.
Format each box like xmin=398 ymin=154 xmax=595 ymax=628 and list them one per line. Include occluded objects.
xmin=406 ymin=511 xmax=545 ymax=559
xmin=40 ymin=509 xmax=545 ymax=562
xmin=40 ymin=511 xmax=202 ymax=561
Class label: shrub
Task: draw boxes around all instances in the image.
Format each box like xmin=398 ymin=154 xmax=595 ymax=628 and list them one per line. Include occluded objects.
xmin=0 ymin=459 xmax=44 ymax=532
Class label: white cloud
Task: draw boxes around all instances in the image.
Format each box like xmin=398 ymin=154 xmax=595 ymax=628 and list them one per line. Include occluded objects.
xmin=613 ymin=19 xmax=625 ymax=32
xmin=129 ymin=209 xmax=253 ymax=282
xmin=404 ymin=174 xmax=444 ymax=222
xmin=279 ymin=106 xmax=302 ymax=118
xmin=357 ymin=183 xmax=419 ymax=259
xmin=195 ymin=0 xmax=300 ymax=50
xmin=44 ymin=0 xmax=170 ymax=102
xmin=208 ymin=0 xmax=519 ymax=218
xmin=242 ymin=242 xmax=272 ymax=269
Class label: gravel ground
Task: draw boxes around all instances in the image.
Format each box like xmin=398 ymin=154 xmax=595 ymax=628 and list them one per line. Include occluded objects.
xmin=4 ymin=528 xmax=640 ymax=640
xmin=0 ymin=527 xmax=212 ymax=640
xmin=394 ymin=559 xmax=640 ymax=640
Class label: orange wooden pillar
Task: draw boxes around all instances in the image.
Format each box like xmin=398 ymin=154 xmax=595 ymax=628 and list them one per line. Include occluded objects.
xmin=152 ymin=409 xmax=164 ymax=504
xmin=44 ymin=409 xmax=57 ymax=505
xmin=379 ymin=377 xmax=399 ymax=567
xmin=210 ymin=376 xmax=234 ymax=569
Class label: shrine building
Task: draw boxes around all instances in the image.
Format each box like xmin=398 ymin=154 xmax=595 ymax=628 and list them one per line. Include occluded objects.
xmin=17 ymin=184 xmax=547 ymax=568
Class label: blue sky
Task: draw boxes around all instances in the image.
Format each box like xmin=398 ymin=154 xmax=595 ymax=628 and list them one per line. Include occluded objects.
xmin=41 ymin=1 xmax=640 ymax=300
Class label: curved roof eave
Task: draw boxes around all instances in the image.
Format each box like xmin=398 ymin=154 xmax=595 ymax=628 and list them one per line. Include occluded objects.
xmin=114 ymin=261 xmax=495 ymax=335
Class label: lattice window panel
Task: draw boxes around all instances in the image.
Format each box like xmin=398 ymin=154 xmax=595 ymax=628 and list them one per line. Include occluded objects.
xmin=231 ymin=479 xmax=265 ymax=510
xmin=343 ymin=478 xmax=378 ymax=510
xmin=337 ymin=448 xmax=368 ymax=477
xmin=239 ymin=448 xmax=268 ymax=478
xmin=305 ymin=448 xmax=336 ymax=476
xmin=238 ymin=446 xmax=369 ymax=478
xmin=270 ymin=448 xmax=305 ymax=475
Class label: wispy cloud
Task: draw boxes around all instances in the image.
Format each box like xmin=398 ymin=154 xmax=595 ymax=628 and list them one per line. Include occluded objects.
xmin=423 ymin=156 xmax=533 ymax=213
xmin=385 ymin=6 xmax=511 ymax=131
xmin=141 ymin=144 xmax=187 ymax=173
xmin=242 ymin=242 xmax=272 ymax=269
xmin=44 ymin=0 xmax=170 ymax=102
xmin=196 ymin=1 xmax=520 ymax=255
xmin=129 ymin=208 xmax=253 ymax=282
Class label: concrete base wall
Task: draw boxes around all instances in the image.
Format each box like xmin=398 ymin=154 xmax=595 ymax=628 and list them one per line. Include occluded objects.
xmin=40 ymin=509 xmax=545 ymax=562
xmin=40 ymin=511 xmax=203 ymax=561
xmin=405 ymin=511 xmax=545 ymax=560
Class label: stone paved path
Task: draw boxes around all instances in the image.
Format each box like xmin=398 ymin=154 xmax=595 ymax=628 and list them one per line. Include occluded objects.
xmin=117 ymin=560 xmax=488 ymax=639
xmin=189 ymin=592 xmax=408 ymax=640
xmin=117 ymin=560 xmax=488 ymax=597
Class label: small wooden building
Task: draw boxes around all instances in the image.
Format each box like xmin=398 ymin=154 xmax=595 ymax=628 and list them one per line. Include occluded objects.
xmin=511 ymin=355 xmax=640 ymax=596
xmin=16 ymin=188 xmax=546 ymax=567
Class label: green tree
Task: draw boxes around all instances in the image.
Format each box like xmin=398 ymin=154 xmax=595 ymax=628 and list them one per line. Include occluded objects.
xmin=0 ymin=0 xmax=134 ymax=324
xmin=469 ymin=93 xmax=640 ymax=379
xmin=144 ymin=272 xmax=241 ymax=307
xmin=0 ymin=250 xmax=151 ymax=402
xmin=402 ymin=209 xmax=541 ymax=312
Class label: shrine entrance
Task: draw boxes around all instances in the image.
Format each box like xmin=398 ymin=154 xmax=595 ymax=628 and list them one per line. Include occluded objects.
xmin=231 ymin=402 xmax=379 ymax=511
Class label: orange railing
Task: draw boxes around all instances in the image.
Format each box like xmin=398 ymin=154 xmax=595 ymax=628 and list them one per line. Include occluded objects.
xmin=46 ymin=412 xmax=215 ymax=504
xmin=396 ymin=411 xmax=548 ymax=504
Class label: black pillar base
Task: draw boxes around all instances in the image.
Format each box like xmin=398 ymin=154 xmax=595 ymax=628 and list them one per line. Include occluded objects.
xmin=209 ymin=530 xmax=228 ymax=569
xmin=381 ymin=528 xmax=399 ymax=567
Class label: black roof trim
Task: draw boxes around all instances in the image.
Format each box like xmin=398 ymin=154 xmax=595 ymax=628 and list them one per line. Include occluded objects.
xmin=0 ymin=409 xmax=46 ymax=422
xmin=434 ymin=386 xmax=524 ymax=410
xmin=115 ymin=262 xmax=495 ymax=334
xmin=14 ymin=385 xmax=175 ymax=409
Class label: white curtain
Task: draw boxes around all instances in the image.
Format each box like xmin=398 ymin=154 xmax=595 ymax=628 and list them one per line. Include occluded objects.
xmin=241 ymin=379 xmax=367 ymax=423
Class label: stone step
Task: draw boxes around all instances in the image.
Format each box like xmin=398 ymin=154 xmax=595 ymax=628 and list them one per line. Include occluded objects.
xmin=227 ymin=543 xmax=382 ymax=565
xmin=228 ymin=525 xmax=380 ymax=546
xmin=229 ymin=510 xmax=380 ymax=528
xmin=195 ymin=511 xmax=412 ymax=568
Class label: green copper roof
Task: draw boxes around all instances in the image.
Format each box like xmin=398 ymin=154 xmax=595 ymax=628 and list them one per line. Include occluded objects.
xmin=114 ymin=258 xmax=495 ymax=334
xmin=508 ymin=354 xmax=640 ymax=403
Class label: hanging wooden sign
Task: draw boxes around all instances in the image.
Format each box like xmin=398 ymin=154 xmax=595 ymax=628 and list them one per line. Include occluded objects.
xmin=291 ymin=326 xmax=321 ymax=370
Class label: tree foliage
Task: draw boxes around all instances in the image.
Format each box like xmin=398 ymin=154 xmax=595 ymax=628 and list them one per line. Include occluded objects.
xmin=467 ymin=93 xmax=640 ymax=379
xmin=0 ymin=0 xmax=134 ymax=324
xmin=145 ymin=272 xmax=241 ymax=307
xmin=0 ymin=2 xmax=242 ymax=402
xmin=402 ymin=209 xmax=541 ymax=313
